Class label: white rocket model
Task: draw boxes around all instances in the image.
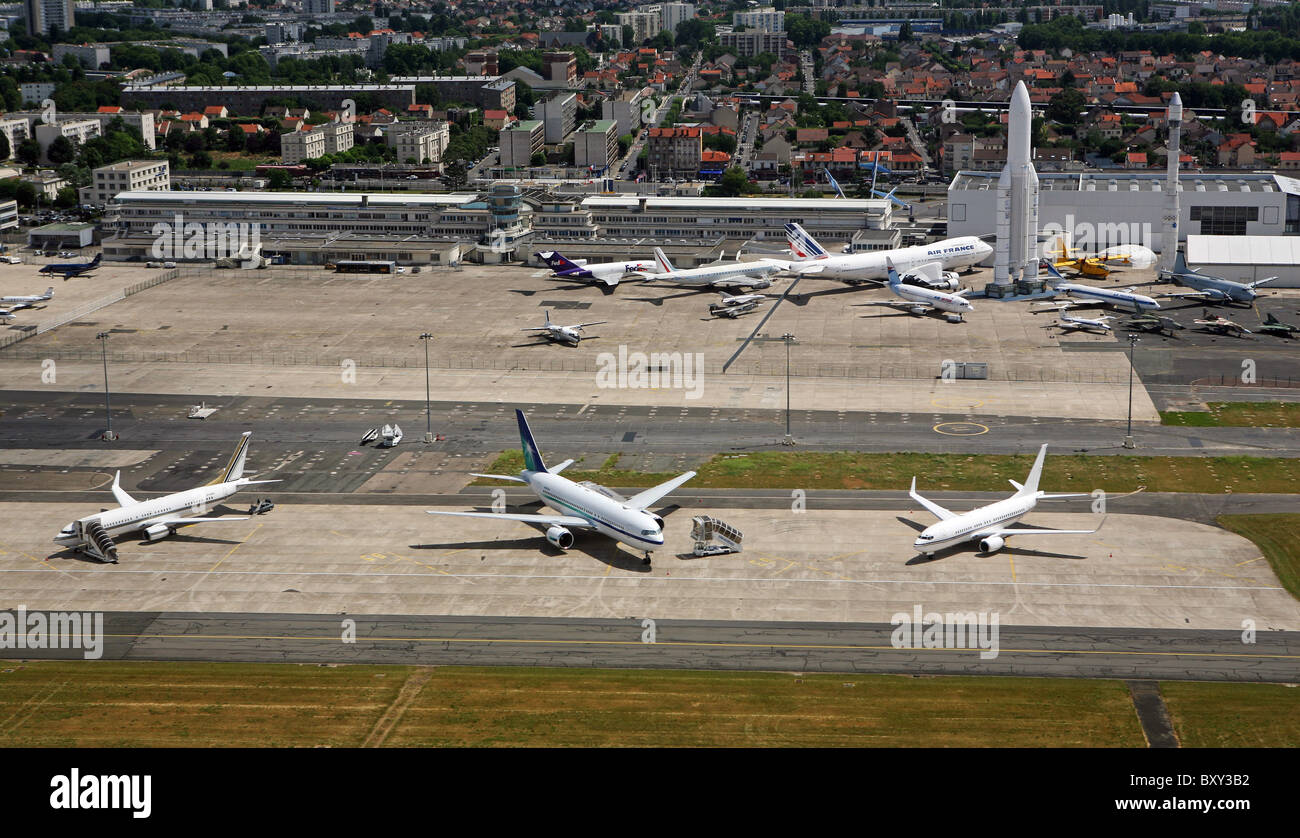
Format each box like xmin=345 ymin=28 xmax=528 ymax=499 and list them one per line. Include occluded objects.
xmin=994 ymin=80 xmax=1040 ymax=286
xmin=1161 ymin=92 xmax=1183 ymax=271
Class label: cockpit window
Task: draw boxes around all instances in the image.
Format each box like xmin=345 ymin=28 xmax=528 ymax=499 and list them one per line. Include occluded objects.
xmin=918 ymin=534 xmax=933 ymax=541
xmin=640 ymin=528 xmax=661 ymax=537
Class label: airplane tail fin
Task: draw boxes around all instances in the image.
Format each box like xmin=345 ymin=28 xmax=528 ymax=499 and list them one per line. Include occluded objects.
xmin=213 ymin=432 xmax=253 ymax=484
xmin=45 ymin=287 xmax=54 ymax=297
xmin=653 ymin=247 xmax=675 ymax=274
xmin=1018 ymin=443 xmax=1049 ymax=497
xmin=1040 ymin=259 xmax=1066 ymax=286
xmin=538 ymin=250 xmax=579 ymax=272
xmin=784 ymin=222 xmax=828 ymax=260
xmin=885 ymin=257 xmax=902 ymax=288
xmin=90 ymin=254 xmax=102 ymax=266
xmin=1173 ymin=249 xmax=1189 ymax=275
xmin=516 ymin=409 xmax=549 ymax=473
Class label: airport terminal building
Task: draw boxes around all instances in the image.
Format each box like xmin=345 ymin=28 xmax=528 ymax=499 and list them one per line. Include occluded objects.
xmin=102 ymin=190 xmax=896 ymax=267
xmin=948 ymin=171 xmax=1300 ymax=252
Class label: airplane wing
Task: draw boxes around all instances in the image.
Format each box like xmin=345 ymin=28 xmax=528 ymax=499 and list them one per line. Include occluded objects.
xmin=623 ymin=470 xmax=698 ymax=511
xmin=147 ymin=517 xmax=251 ymax=528
xmin=426 ymin=510 xmax=594 ymax=527
xmin=1159 ymin=290 xmax=1211 ymax=299
xmin=909 ymin=477 xmax=956 ymax=520
xmin=468 ymin=473 xmax=528 ymax=483
xmin=548 ymin=459 xmax=575 ymax=474
xmin=574 ymin=321 xmax=607 ymax=328
xmin=988 ymin=525 xmax=1101 ymax=537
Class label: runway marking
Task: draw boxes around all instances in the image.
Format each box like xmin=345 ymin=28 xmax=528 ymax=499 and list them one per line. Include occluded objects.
xmin=933 ymin=421 xmax=989 ymax=436
xmin=1235 ymin=557 xmax=1265 ymax=567
xmin=207 ymin=523 xmax=260 ymax=574
xmin=1009 ymin=555 xmax=1017 ymax=583
xmin=108 ymin=632 xmax=1300 ymax=661
xmin=0 ymin=568 xmax=1281 ymax=592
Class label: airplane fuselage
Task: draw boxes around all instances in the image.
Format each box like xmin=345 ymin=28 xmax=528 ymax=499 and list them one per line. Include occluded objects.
xmin=1171 ymin=274 xmax=1260 ymax=304
xmin=915 ymin=495 xmax=1037 ymax=552
xmin=1056 ymin=282 xmax=1159 ymax=312
xmin=801 ymin=237 xmax=990 ymax=282
xmin=55 ymin=481 xmax=242 ymax=547
xmin=528 ymin=471 xmax=664 ymax=551
xmin=657 ymin=262 xmax=781 ymax=288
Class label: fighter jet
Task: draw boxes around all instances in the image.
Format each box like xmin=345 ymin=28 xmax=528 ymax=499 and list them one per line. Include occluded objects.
xmin=1256 ymin=312 xmax=1299 ymax=338
xmin=1193 ymin=309 xmax=1252 ymax=336
xmin=1121 ymin=313 xmax=1186 ymax=336
xmin=708 ymin=292 xmax=766 ymax=318
xmin=1055 ymin=311 xmax=1114 ymax=334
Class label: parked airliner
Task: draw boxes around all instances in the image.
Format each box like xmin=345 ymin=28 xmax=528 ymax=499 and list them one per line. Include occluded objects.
xmin=54 ymin=432 xmax=276 ymax=562
xmin=909 ymin=443 xmax=1101 ymax=556
xmin=428 ymin=410 xmax=696 ymax=565
xmin=784 ymin=223 xmax=992 ymax=282
xmin=1041 ymin=260 xmax=1160 ymax=312
xmin=638 ymin=248 xmax=784 ymax=289
xmin=862 ymin=259 xmax=974 ymax=320
xmin=536 ymin=250 xmax=658 ymax=287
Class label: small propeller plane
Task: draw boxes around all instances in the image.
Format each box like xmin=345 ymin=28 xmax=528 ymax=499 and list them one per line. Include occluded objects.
xmin=520 ymin=311 xmax=606 ymax=346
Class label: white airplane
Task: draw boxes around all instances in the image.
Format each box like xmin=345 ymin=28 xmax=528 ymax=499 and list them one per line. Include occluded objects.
xmin=637 ymin=247 xmax=784 ymax=290
xmin=1040 ymin=260 xmax=1159 ymax=312
xmin=862 ymin=259 xmax=974 ymax=321
xmin=783 ymin=223 xmax=992 ymax=282
xmin=0 ymin=286 xmax=53 ymax=317
xmin=54 ymin=432 xmax=277 ymax=563
xmin=521 ymin=311 xmax=606 ymax=346
xmin=536 ymin=250 xmax=659 ymax=288
xmin=428 ymin=410 xmax=696 ymax=565
xmin=1046 ymin=306 xmax=1113 ymax=334
xmin=909 ymin=443 xmax=1101 ymax=557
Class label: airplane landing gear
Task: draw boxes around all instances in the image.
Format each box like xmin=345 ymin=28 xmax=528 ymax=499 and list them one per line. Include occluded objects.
xmin=642 ymin=553 xmax=652 ymax=566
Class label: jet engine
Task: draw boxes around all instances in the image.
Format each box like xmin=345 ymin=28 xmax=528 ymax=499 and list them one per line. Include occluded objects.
xmin=546 ymin=525 xmax=574 ymax=550
xmin=143 ymin=523 xmax=174 ymax=542
xmin=904 ymin=271 xmax=960 ymax=291
xmin=978 ymin=535 xmax=1005 ymax=554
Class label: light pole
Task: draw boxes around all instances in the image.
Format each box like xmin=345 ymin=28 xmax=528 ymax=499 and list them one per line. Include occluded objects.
xmin=1123 ymin=333 xmax=1138 ymax=449
xmin=420 ymin=332 xmax=433 ymax=443
xmin=781 ymin=333 xmax=796 ymax=445
xmin=96 ymin=331 xmax=114 ymax=441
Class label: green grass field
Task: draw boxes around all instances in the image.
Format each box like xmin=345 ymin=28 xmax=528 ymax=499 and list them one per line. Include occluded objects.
xmin=1217 ymin=514 xmax=1300 ymax=600
xmin=1162 ymin=682 xmax=1300 ymax=747
xmin=0 ymin=663 xmax=1147 ymax=747
xmin=1162 ymin=402 xmax=1300 ymax=428
xmin=475 ymin=450 xmax=1300 ymax=494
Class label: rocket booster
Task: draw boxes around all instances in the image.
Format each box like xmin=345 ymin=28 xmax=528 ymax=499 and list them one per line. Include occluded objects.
xmin=994 ymin=80 xmax=1039 ymax=285
xmin=1161 ymin=92 xmax=1183 ymax=270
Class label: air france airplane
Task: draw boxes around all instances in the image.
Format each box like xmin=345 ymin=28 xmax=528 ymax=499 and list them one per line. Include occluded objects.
xmin=54 ymin=432 xmax=276 ymax=563
xmin=428 ymin=410 xmax=696 ymax=565
xmin=784 ymin=223 xmax=993 ymax=282
xmin=909 ymin=443 xmax=1101 ymax=556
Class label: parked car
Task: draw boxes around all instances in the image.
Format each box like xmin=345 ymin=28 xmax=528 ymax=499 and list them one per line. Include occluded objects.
xmin=0 ymin=255 xmax=21 ymax=264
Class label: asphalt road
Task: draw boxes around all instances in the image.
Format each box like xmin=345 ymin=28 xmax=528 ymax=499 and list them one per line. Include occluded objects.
xmin=18 ymin=611 xmax=1297 ymax=683
xmin=2 ymin=390 xmax=1297 ymax=459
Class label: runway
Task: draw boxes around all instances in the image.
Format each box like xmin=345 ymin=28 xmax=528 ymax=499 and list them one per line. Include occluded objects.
xmin=18 ymin=611 xmax=1300 ymax=683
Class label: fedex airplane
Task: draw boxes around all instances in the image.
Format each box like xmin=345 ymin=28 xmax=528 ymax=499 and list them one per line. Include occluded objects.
xmin=784 ymin=223 xmax=992 ymax=282
xmin=54 ymin=432 xmax=276 ymax=563
xmin=536 ymin=251 xmax=658 ymax=288
xmin=428 ymin=410 xmax=696 ymax=565
xmin=909 ymin=444 xmax=1101 ymax=556
xmin=40 ymin=252 xmax=101 ymax=279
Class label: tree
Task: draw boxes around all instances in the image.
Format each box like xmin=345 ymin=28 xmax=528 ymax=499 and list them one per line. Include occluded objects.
xmin=708 ymin=167 xmax=750 ymax=197
xmin=189 ymin=150 xmax=213 ymax=169
xmin=55 ymin=185 xmax=77 ymax=208
xmin=14 ymin=181 xmax=37 ymax=209
xmin=267 ymin=169 xmax=292 ymax=189
xmin=1047 ymin=88 xmax=1086 ymax=127
xmin=47 ymin=135 xmax=76 ymax=165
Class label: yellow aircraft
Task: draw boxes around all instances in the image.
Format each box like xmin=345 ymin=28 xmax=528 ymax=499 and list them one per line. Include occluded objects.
xmin=1043 ymin=235 xmax=1155 ymax=279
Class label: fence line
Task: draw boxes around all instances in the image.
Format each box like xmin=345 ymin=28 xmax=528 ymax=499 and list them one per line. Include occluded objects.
xmin=0 ymin=269 xmax=180 ymax=353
